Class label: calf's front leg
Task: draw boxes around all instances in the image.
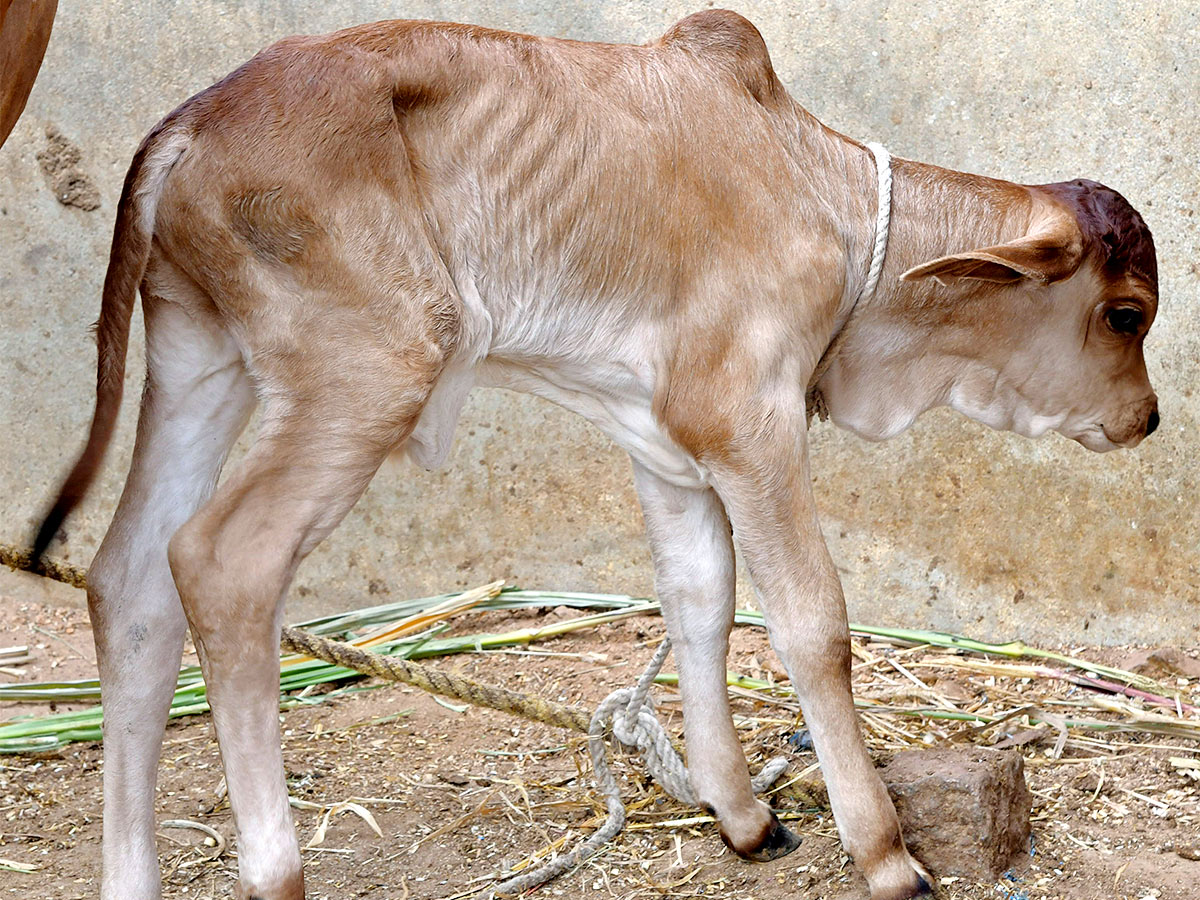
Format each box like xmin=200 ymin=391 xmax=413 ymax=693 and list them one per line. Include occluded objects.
xmin=707 ymin=422 xmax=931 ymax=900
xmin=632 ymin=462 xmax=799 ymax=859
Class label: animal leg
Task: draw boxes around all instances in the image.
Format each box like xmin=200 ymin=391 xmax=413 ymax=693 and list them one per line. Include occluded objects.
xmin=707 ymin=419 xmax=931 ymax=900
xmin=167 ymin=341 xmax=441 ymax=900
xmin=87 ymin=285 xmax=255 ymax=900
xmin=632 ymin=463 xmax=800 ymax=860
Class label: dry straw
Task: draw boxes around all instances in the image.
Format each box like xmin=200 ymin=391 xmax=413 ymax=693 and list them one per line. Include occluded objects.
xmin=2 ymin=571 xmax=1198 ymax=754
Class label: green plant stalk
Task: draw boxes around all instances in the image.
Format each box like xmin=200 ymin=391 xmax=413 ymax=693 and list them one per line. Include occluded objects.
xmin=654 ymin=672 xmax=1200 ymax=740
xmin=726 ymin=607 xmax=1175 ymax=696
xmin=0 ymin=593 xmax=656 ymax=702
xmin=847 ymin=623 xmax=1174 ymax=695
xmin=6 ymin=591 xmax=1162 ymax=701
xmin=3 ymin=587 xmax=1187 ymax=752
xmin=0 ymin=599 xmax=657 ymax=752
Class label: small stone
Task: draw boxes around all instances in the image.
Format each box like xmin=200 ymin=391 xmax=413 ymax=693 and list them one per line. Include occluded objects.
xmin=1118 ymin=647 xmax=1200 ymax=680
xmin=438 ymin=771 xmax=470 ymax=786
xmin=880 ymin=747 xmax=1031 ymax=881
xmin=931 ymin=677 xmax=973 ymax=703
xmin=754 ymin=653 xmax=790 ymax=683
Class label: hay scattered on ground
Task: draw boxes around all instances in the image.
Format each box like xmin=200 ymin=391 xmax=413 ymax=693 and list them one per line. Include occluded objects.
xmin=2 ymin=584 xmax=1199 ymax=899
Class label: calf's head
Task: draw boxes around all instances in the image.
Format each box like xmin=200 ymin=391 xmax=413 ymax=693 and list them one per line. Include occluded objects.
xmin=898 ymin=179 xmax=1158 ymax=451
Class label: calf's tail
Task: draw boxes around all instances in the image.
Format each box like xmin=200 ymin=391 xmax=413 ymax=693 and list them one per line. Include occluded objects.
xmin=30 ymin=123 xmax=189 ymax=565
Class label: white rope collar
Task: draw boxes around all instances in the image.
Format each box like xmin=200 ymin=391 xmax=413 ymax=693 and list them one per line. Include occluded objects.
xmin=806 ymin=141 xmax=893 ymax=422
xmin=859 ymin=142 xmax=894 ymax=306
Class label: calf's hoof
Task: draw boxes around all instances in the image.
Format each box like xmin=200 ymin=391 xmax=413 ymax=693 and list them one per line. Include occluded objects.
xmin=889 ymin=872 xmax=933 ymax=899
xmin=720 ymin=810 xmax=802 ymax=862
xmin=877 ymin=873 xmax=933 ymax=900
xmin=868 ymin=861 xmax=933 ymax=900
xmin=238 ymin=869 xmax=304 ymax=900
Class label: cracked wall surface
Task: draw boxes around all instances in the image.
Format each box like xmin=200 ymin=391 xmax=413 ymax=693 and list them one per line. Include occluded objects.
xmin=1 ymin=1 xmax=1196 ymax=643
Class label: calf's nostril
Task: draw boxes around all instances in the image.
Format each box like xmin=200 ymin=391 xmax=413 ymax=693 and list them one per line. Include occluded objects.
xmin=1146 ymin=409 xmax=1160 ymax=436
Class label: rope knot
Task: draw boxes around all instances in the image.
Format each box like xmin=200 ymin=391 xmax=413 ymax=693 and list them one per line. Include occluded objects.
xmin=607 ymin=687 xmax=650 ymax=748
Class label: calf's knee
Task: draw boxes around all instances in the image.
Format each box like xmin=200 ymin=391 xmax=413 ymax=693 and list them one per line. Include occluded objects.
xmin=167 ymin=516 xmax=288 ymax=632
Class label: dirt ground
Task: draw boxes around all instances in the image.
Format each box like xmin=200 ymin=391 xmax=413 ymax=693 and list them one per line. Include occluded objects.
xmin=2 ymin=591 xmax=1199 ymax=900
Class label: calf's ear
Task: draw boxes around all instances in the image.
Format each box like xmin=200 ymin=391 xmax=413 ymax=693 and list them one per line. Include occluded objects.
xmin=901 ymin=209 xmax=1084 ymax=285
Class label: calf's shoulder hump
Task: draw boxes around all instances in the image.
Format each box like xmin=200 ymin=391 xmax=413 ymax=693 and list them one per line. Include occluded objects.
xmin=658 ymin=10 xmax=782 ymax=103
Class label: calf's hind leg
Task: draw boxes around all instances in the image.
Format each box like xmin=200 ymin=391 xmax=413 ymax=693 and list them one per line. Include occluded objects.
xmin=87 ymin=282 xmax=255 ymax=900
xmin=167 ymin=332 xmax=445 ymax=900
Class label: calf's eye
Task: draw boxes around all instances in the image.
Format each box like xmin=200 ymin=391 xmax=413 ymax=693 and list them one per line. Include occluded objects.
xmin=1105 ymin=305 xmax=1144 ymax=335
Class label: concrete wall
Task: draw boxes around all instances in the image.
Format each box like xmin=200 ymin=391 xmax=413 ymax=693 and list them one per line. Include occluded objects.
xmin=1 ymin=1 xmax=1196 ymax=644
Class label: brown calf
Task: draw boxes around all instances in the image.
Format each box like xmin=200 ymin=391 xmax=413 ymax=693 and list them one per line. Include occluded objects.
xmin=34 ymin=11 xmax=1157 ymax=900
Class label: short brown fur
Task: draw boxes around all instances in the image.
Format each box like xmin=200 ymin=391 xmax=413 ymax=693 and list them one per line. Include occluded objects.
xmin=34 ymin=12 xmax=1157 ymax=900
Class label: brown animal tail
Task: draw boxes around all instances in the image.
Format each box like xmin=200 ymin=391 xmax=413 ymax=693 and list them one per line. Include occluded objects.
xmin=31 ymin=123 xmax=189 ymax=565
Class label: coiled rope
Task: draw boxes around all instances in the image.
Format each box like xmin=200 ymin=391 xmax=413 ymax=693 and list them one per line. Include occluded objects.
xmin=1 ymin=542 xmax=791 ymax=897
